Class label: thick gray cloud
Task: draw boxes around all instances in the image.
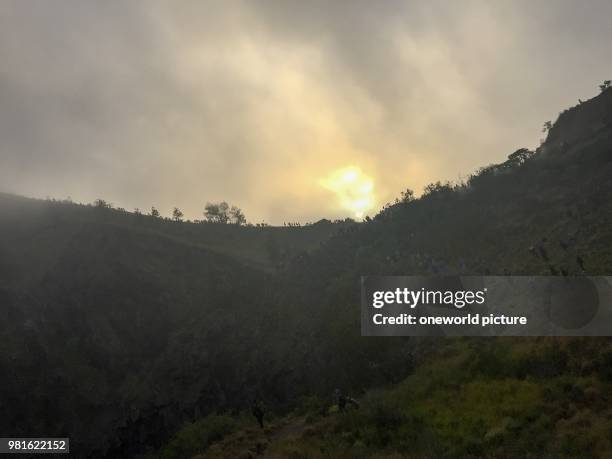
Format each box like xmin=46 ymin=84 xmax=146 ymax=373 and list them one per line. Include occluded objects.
xmin=1 ymin=0 xmax=611 ymax=223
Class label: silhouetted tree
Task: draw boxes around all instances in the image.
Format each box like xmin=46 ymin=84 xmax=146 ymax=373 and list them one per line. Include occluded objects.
xmin=423 ymin=181 xmax=453 ymax=197
xmin=542 ymin=121 xmax=553 ymax=133
xmin=505 ymin=148 xmax=534 ymax=167
xmin=204 ymin=202 xmax=230 ymax=223
xmin=204 ymin=202 xmax=246 ymax=224
xmin=150 ymin=206 xmax=160 ymax=218
xmin=599 ymin=80 xmax=611 ymax=92
xmin=400 ymin=188 xmax=415 ymax=203
xmin=172 ymin=207 xmax=184 ymax=222
xmin=229 ymin=206 xmax=246 ymax=225
xmin=94 ymin=199 xmax=112 ymax=209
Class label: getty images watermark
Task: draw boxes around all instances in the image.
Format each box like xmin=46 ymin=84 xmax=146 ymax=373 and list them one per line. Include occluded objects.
xmin=361 ymin=276 xmax=612 ymax=336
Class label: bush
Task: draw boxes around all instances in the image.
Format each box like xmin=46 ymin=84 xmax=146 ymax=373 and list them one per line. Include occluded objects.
xmin=158 ymin=415 xmax=238 ymax=459
xmin=294 ymin=395 xmax=328 ymax=418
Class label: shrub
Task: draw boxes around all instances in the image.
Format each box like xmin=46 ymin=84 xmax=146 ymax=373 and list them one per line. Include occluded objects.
xmin=158 ymin=415 xmax=238 ymax=459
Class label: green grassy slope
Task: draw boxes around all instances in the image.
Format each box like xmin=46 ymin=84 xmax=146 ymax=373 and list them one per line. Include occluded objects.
xmin=166 ymin=338 xmax=610 ymax=459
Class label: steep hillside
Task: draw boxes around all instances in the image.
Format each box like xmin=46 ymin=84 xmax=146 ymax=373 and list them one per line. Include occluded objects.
xmin=545 ymin=86 xmax=612 ymax=148
xmin=259 ymin=88 xmax=612 ymax=405
xmin=168 ymin=337 xmax=611 ymax=459
xmin=1 ymin=88 xmax=611 ymax=458
xmin=0 ymin=192 xmax=357 ymax=456
xmin=144 ymin=89 xmax=612 ymax=459
xmin=1 ymin=222 xmax=261 ymax=454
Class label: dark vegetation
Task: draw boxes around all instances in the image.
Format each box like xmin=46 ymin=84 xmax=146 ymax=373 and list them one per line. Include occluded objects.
xmin=1 ymin=86 xmax=611 ymax=458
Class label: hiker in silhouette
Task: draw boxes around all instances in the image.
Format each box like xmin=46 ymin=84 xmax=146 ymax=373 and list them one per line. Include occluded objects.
xmin=252 ymin=400 xmax=264 ymax=429
xmin=334 ymin=389 xmax=359 ymax=412
xmin=346 ymin=396 xmax=360 ymax=409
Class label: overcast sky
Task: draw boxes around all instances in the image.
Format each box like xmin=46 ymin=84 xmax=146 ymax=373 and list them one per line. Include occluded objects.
xmin=1 ymin=1 xmax=611 ymax=223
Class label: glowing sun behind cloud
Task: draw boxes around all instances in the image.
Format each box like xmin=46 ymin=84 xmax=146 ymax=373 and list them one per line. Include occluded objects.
xmin=320 ymin=166 xmax=376 ymax=219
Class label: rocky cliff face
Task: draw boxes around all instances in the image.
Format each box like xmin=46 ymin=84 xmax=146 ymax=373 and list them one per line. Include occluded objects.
xmin=544 ymin=87 xmax=612 ymax=150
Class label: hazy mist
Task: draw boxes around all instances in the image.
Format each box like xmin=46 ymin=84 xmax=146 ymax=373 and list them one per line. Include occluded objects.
xmin=1 ymin=0 xmax=611 ymax=223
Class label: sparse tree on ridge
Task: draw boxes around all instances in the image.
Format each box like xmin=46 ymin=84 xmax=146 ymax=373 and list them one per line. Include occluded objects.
xmin=204 ymin=201 xmax=230 ymax=223
xmin=400 ymin=188 xmax=415 ymax=203
xmin=204 ymin=202 xmax=247 ymax=224
xmin=229 ymin=206 xmax=246 ymax=225
xmin=150 ymin=206 xmax=160 ymax=218
xmin=599 ymin=80 xmax=611 ymax=92
xmin=423 ymin=181 xmax=453 ymax=197
xmin=172 ymin=207 xmax=184 ymax=222
xmin=505 ymin=148 xmax=534 ymax=167
xmin=94 ymin=199 xmax=112 ymax=209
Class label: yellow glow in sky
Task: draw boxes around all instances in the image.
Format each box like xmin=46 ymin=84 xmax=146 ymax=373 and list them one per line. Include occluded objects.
xmin=320 ymin=166 xmax=376 ymax=219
